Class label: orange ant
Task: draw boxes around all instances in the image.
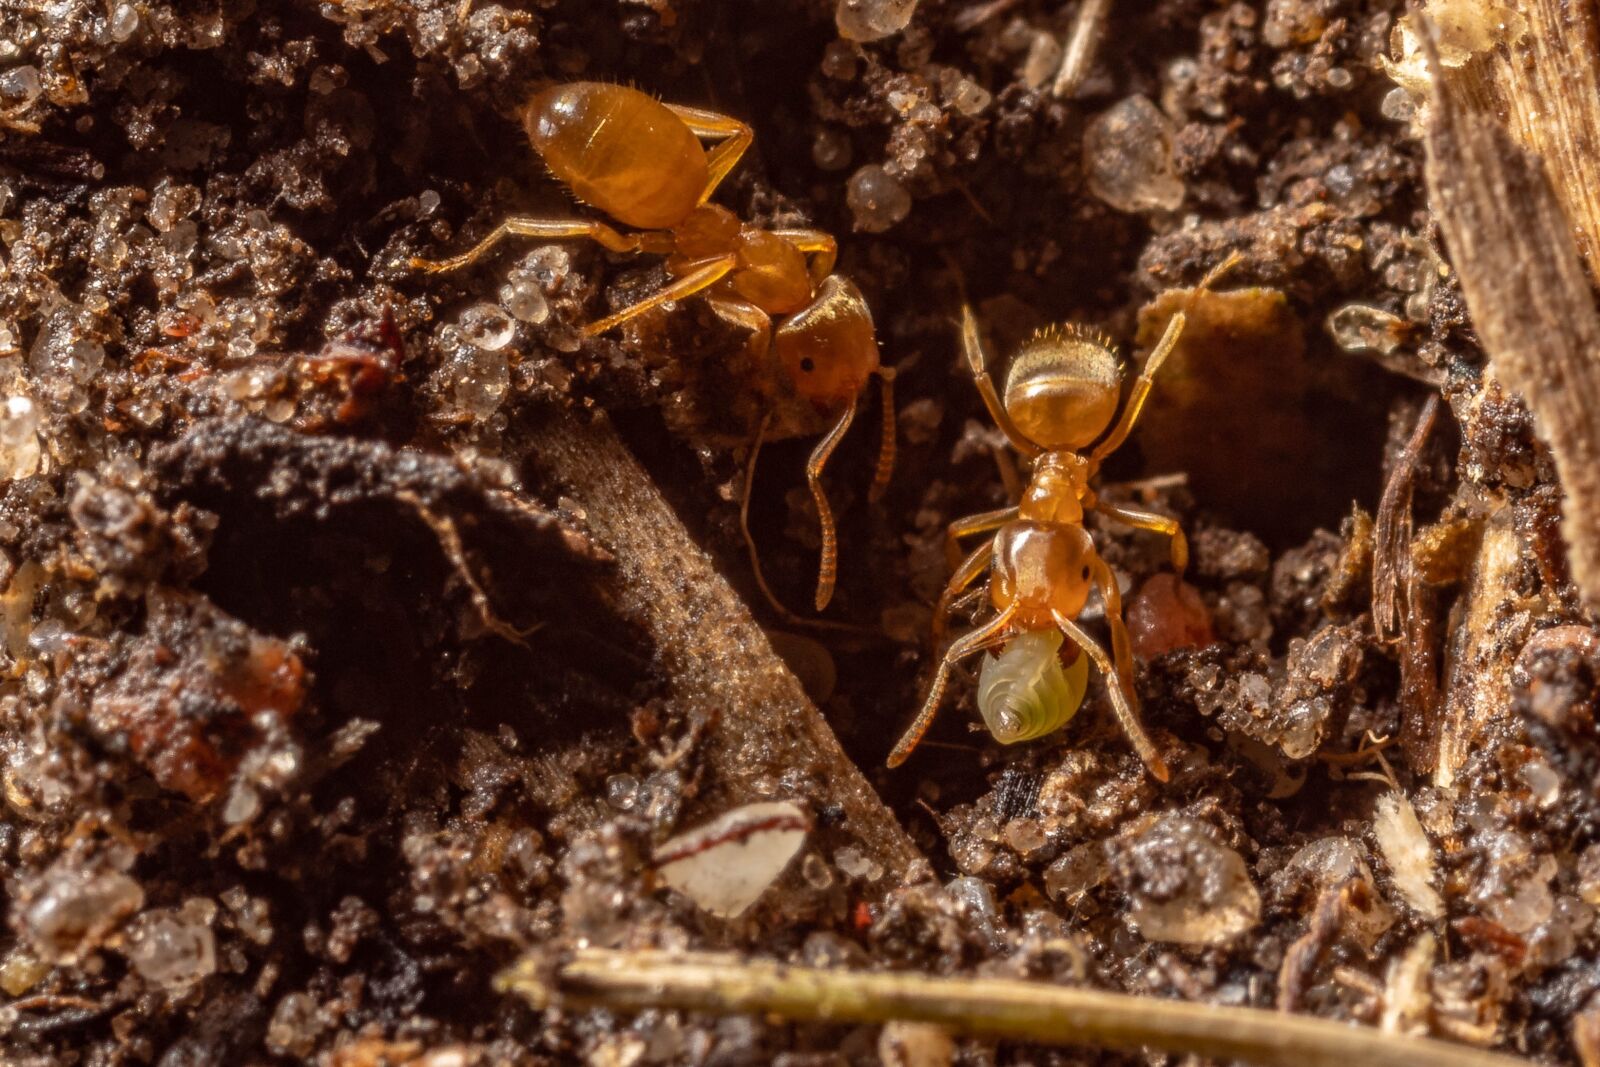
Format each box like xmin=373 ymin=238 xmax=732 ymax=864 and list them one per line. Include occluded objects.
xmin=887 ymin=255 xmax=1241 ymax=779
xmin=410 ymin=82 xmax=895 ymax=613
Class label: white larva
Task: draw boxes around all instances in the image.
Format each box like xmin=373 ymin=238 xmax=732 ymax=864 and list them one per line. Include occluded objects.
xmin=976 ymin=629 xmax=1089 ymax=744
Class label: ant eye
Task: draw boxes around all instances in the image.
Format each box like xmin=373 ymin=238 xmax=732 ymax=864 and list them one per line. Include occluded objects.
xmin=1081 ymin=565 xmax=1090 ymax=580
xmin=799 ymin=357 xmax=815 ymax=373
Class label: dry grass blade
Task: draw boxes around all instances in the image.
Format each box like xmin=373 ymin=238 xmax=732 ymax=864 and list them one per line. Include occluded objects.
xmin=1371 ymin=394 xmax=1442 ymax=772
xmin=1372 ymin=394 xmax=1438 ymax=646
xmin=500 ymin=948 xmax=1531 ymax=1067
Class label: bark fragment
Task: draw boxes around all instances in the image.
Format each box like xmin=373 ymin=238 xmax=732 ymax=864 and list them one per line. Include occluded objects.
xmin=521 ymin=407 xmax=924 ymax=882
xmin=1422 ymin=26 xmax=1600 ymax=614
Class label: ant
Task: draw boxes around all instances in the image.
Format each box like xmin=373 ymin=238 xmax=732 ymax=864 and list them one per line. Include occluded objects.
xmin=411 ymin=82 xmax=895 ymax=613
xmin=887 ymin=255 xmax=1240 ymax=779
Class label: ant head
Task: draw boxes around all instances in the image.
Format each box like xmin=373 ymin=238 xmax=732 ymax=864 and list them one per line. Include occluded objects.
xmin=773 ymin=275 xmax=880 ymax=406
xmin=1003 ymin=324 xmax=1122 ymax=452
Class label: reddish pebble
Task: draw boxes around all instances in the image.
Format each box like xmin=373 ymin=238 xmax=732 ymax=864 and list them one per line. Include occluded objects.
xmin=1127 ymin=573 xmax=1214 ymax=659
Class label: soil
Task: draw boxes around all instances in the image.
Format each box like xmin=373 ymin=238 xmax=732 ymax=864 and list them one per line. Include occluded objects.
xmin=0 ymin=0 xmax=1593 ymax=1064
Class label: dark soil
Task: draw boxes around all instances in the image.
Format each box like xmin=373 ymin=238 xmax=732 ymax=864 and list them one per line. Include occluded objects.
xmin=0 ymin=0 xmax=1591 ymax=1064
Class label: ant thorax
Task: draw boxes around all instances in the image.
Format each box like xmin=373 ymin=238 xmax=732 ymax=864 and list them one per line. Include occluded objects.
xmin=1018 ymin=452 xmax=1091 ymax=525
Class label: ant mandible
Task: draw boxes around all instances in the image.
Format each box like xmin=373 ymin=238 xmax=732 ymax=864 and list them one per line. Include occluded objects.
xmin=887 ymin=254 xmax=1241 ymax=779
xmin=410 ymin=82 xmax=895 ymax=613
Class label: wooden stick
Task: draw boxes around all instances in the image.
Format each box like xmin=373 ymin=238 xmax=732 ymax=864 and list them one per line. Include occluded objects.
xmin=501 ymin=947 xmax=1529 ymax=1067
xmin=519 ymin=406 xmax=924 ymax=881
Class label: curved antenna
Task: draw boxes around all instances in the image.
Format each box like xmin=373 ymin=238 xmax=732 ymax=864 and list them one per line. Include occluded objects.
xmin=807 ymin=396 xmax=857 ymax=611
xmin=868 ymin=366 xmax=897 ymax=503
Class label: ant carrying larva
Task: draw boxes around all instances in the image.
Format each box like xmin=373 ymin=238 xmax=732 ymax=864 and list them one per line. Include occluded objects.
xmin=890 ymin=254 xmax=1241 ymax=778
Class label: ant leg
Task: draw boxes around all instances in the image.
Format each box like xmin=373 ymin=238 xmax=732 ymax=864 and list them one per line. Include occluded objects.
xmin=705 ymin=294 xmax=773 ymax=360
xmin=944 ymin=505 xmax=1018 ymax=572
xmin=1090 ymin=555 xmax=1135 ymax=688
xmin=1053 ymin=611 xmax=1170 ymax=782
xmin=934 ymin=538 xmax=996 ymax=649
xmin=888 ymin=605 xmax=1017 ymax=768
xmin=584 ymin=255 xmax=737 ymax=337
xmin=959 ymin=304 xmax=1043 ymax=458
xmin=807 ymin=397 xmax=857 ymax=611
xmin=666 ymin=104 xmax=755 ymax=204
xmin=1090 ymin=252 xmax=1244 ymax=463
xmin=410 ymin=217 xmax=665 ymax=273
xmin=771 ymin=228 xmax=837 ymax=284
xmin=868 ymin=367 xmax=896 ymax=503
xmin=1094 ymin=502 xmax=1188 ymax=574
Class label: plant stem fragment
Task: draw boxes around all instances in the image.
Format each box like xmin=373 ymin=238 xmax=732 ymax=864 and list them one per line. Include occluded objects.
xmin=500 ymin=948 xmax=1530 ymax=1067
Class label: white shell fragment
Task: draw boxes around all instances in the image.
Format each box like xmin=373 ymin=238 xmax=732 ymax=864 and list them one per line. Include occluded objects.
xmin=654 ymin=801 xmax=810 ymax=918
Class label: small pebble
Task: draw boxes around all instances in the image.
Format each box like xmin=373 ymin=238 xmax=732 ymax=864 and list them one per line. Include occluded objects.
xmin=458 ymin=303 xmax=515 ymax=350
xmin=109 ymin=3 xmax=140 ymax=41
xmin=846 ymin=164 xmax=912 ymax=232
xmin=605 ymin=773 xmax=639 ymax=811
xmin=500 ymin=274 xmax=551 ymax=324
xmin=1044 ymin=843 xmax=1107 ymax=903
xmin=0 ymin=395 xmax=41 ymax=479
xmin=1082 ymin=95 xmax=1185 ymax=214
xmin=124 ymin=899 xmax=217 ymax=989
xmin=879 ymin=1020 xmax=955 ymax=1067
xmin=21 ymin=861 xmax=145 ymax=963
xmin=0 ymin=949 xmax=48 ymax=996
xmin=1381 ymin=86 xmax=1417 ymax=123
xmin=1113 ymin=814 xmax=1259 ymax=945
xmin=1021 ymin=32 xmax=1062 ymax=90
xmin=834 ymin=845 xmax=885 ymax=882
xmin=836 ymin=0 xmax=918 ymax=42
xmin=0 ymin=66 xmax=42 ymax=111
xmin=947 ymin=77 xmax=991 ymax=115
xmin=1327 ymin=303 xmax=1407 ymax=355
xmin=811 ymin=127 xmax=853 ymax=171
xmin=449 ymin=347 xmax=510 ymax=417
xmin=1127 ymin=574 xmax=1214 ymax=659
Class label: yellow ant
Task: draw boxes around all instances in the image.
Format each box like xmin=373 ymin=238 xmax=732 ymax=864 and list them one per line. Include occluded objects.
xmin=411 ymin=81 xmax=894 ymax=613
xmin=887 ymin=254 xmax=1241 ymax=779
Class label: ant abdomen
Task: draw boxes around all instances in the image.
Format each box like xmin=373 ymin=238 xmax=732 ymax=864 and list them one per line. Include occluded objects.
xmin=524 ymin=82 xmax=707 ymax=230
xmin=977 ymin=630 xmax=1087 ymax=744
xmin=1004 ymin=324 xmax=1122 ymax=451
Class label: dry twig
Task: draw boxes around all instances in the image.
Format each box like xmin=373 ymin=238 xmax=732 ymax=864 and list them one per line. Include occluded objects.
xmin=501 ymin=947 xmax=1530 ymax=1067
xmin=1372 ymin=395 xmax=1443 ymax=772
xmin=520 ymin=407 xmax=924 ymax=880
